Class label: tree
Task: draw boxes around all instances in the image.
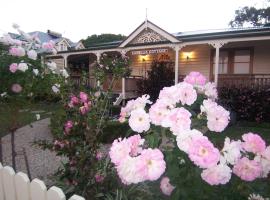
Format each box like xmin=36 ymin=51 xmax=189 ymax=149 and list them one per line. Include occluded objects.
xmin=229 ymin=2 xmax=270 ymax=27
xmin=82 ymin=34 xmax=126 ymax=47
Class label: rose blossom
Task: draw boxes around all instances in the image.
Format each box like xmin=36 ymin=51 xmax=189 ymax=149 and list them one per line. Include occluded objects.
xmin=9 ymin=46 xmax=25 ymax=57
xmin=128 ymin=108 xmax=150 ymax=133
xmin=42 ymin=40 xmax=55 ymax=50
xmin=233 ymin=157 xmax=262 ymax=181
xmin=138 ymin=148 xmax=166 ymax=181
xmin=176 ymin=129 xmax=204 ymax=153
xmin=201 ymin=164 xmax=232 ymax=185
xmin=220 ymin=137 xmax=242 ymax=165
xmin=161 ymin=107 xmax=192 ymax=135
xmin=33 ymin=68 xmax=39 ymax=76
xmin=204 ymin=82 xmax=218 ymax=100
xmin=95 ymin=174 xmax=105 ymax=183
xmin=17 ymin=63 xmax=28 ymax=72
xmin=160 ymin=177 xmax=175 ymax=196
xmin=9 ymin=63 xmax=18 ymax=73
xmin=188 ymin=136 xmax=220 ymax=168
xmin=79 ymin=102 xmax=90 ymax=115
xmin=96 ymin=152 xmax=103 ymax=160
xmin=27 ymin=50 xmax=37 ymax=60
xmin=200 ymin=99 xmax=217 ymax=114
xmin=158 ymin=85 xmax=180 ymax=106
xmin=64 ymin=120 xmax=73 ymax=134
xmin=206 ymin=105 xmax=230 ymax=132
xmin=184 ymin=71 xmax=207 ymax=86
xmin=109 ymin=138 xmax=131 ymax=166
xmin=128 ymin=134 xmax=144 ymax=156
xmin=242 ymin=133 xmax=266 ymax=154
xmin=52 ymin=84 xmax=60 ymax=93
xmin=254 ymin=155 xmax=270 ymax=178
xmin=117 ymin=156 xmax=145 ymax=184
xmin=149 ymin=99 xmax=170 ymax=126
xmin=79 ymin=92 xmax=88 ymax=103
xmin=177 ymin=82 xmax=197 ymax=106
xmin=11 ymin=84 xmax=22 ymax=93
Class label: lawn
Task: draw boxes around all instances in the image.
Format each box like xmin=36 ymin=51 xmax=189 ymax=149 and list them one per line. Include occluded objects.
xmin=0 ymin=102 xmax=61 ymax=137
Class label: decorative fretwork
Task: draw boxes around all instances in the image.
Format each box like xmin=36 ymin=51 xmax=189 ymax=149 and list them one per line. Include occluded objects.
xmin=131 ymin=29 xmax=168 ymax=44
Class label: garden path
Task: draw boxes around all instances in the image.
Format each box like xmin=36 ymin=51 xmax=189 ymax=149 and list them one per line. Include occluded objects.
xmin=0 ymin=118 xmax=65 ymax=186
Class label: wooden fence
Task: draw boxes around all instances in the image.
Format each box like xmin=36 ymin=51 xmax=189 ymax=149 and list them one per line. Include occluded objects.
xmin=0 ymin=163 xmax=85 ymax=200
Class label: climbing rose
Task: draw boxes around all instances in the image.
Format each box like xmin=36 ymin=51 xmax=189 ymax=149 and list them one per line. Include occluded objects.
xmin=64 ymin=120 xmax=73 ymax=134
xmin=242 ymin=133 xmax=266 ymax=154
xmin=158 ymin=85 xmax=180 ymax=106
xmin=200 ymin=99 xmax=217 ymax=114
xmin=188 ymin=136 xmax=220 ymax=168
xmin=27 ymin=50 xmax=37 ymax=60
xmin=17 ymin=63 xmax=28 ymax=72
xmin=177 ymin=82 xmax=197 ymax=106
xmin=233 ymin=157 xmax=262 ymax=181
xmin=201 ymin=164 xmax=232 ymax=185
xmin=184 ymin=71 xmax=207 ymax=86
xmin=79 ymin=102 xmax=90 ymax=115
xmin=11 ymin=84 xmax=22 ymax=93
xmin=94 ymin=174 xmax=105 ymax=183
xmin=254 ymin=155 xmax=270 ymax=178
xmin=9 ymin=63 xmax=18 ymax=73
xmin=42 ymin=40 xmax=55 ymax=50
xmin=128 ymin=108 xmax=150 ymax=133
xmin=139 ymin=148 xmax=166 ymax=181
xmin=160 ymin=177 xmax=175 ymax=196
xmin=206 ymin=105 xmax=230 ymax=132
xmin=162 ymin=107 xmax=191 ymax=135
xmin=128 ymin=134 xmax=144 ymax=156
xmin=96 ymin=152 xmax=103 ymax=160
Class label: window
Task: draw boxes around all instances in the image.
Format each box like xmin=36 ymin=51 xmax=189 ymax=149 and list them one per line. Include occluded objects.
xmin=212 ymin=48 xmax=252 ymax=75
xmin=233 ymin=50 xmax=251 ymax=74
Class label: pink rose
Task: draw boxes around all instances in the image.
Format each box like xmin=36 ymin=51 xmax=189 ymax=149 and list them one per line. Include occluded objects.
xmin=79 ymin=92 xmax=88 ymax=103
xmin=242 ymin=133 xmax=266 ymax=154
xmin=11 ymin=84 xmax=22 ymax=93
xmin=9 ymin=63 xmax=18 ymax=73
xmin=233 ymin=157 xmax=262 ymax=181
xmin=201 ymin=164 xmax=232 ymax=185
xmin=184 ymin=71 xmax=207 ymax=86
xmin=9 ymin=46 xmax=25 ymax=57
xmin=160 ymin=177 xmax=175 ymax=196
xmin=96 ymin=152 xmax=104 ymax=160
xmin=188 ymin=136 xmax=220 ymax=168
xmin=95 ymin=174 xmax=105 ymax=183
xmin=64 ymin=120 xmax=73 ymax=134
xmin=177 ymin=82 xmax=197 ymax=106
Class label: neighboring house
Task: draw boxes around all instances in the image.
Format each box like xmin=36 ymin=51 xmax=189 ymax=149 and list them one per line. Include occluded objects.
xmin=46 ymin=20 xmax=270 ymax=101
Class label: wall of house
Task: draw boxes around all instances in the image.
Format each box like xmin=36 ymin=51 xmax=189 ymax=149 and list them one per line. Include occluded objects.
xmin=179 ymin=44 xmax=211 ymax=81
xmin=51 ymin=58 xmax=65 ymax=69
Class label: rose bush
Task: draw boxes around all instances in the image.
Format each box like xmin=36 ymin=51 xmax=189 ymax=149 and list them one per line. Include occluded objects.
xmin=112 ymin=71 xmax=270 ymax=199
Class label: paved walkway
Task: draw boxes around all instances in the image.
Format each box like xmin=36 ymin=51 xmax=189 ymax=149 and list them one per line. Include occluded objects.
xmin=1 ymin=118 xmax=64 ymax=185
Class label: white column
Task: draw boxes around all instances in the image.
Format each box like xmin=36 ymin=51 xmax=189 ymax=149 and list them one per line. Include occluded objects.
xmin=214 ymin=47 xmax=220 ymax=85
xmin=122 ymin=78 xmax=126 ymax=100
xmin=174 ymin=46 xmax=180 ymax=85
xmin=95 ymin=52 xmax=101 ymax=87
xmin=63 ymin=55 xmax=68 ymax=68
xmin=209 ymin=41 xmax=227 ymax=86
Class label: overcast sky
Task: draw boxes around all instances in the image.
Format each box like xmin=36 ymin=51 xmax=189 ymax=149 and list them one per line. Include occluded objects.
xmin=0 ymin=0 xmax=267 ymax=42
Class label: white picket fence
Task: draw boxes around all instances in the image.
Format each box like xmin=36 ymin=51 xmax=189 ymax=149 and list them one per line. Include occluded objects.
xmin=0 ymin=163 xmax=85 ymax=200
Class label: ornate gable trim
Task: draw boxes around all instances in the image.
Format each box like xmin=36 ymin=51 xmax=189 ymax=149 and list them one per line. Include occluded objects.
xmin=119 ymin=20 xmax=179 ymax=47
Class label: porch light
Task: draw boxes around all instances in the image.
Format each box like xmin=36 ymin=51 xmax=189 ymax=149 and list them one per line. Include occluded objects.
xmin=139 ymin=55 xmax=148 ymax=62
xmin=183 ymin=52 xmax=192 ymax=60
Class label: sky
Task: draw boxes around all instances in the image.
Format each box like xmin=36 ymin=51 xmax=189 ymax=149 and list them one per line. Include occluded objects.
xmin=0 ymin=0 xmax=267 ymax=42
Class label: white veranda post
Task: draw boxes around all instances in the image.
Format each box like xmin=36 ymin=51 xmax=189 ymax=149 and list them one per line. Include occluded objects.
xmin=209 ymin=41 xmax=227 ymax=86
xmin=63 ymin=55 xmax=68 ymax=68
xmin=174 ymin=46 xmax=180 ymax=85
xmin=121 ymin=50 xmax=127 ymax=103
xmin=96 ymin=52 xmax=101 ymax=87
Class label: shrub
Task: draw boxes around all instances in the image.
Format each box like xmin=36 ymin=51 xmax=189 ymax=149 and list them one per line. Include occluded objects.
xmin=218 ymin=87 xmax=270 ymax=122
xmin=137 ymin=61 xmax=174 ymax=101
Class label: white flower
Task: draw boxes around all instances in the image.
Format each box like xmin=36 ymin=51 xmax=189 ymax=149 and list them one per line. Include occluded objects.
xmin=128 ymin=108 xmax=150 ymax=133
xmin=221 ymin=137 xmax=242 ymax=165
xmin=17 ymin=63 xmax=28 ymax=72
xmin=27 ymin=50 xmax=37 ymax=60
xmin=0 ymin=92 xmax=7 ymax=97
xmin=60 ymin=69 xmax=69 ymax=78
xmin=33 ymin=69 xmax=39 ymax=76
xmin=36 ymin=114 xmax=40 ymax=120
xmin=47 ymin=62 xmax=57 ymax=71
xmin=248 ymin=193 xmax=270 ymax=200
xmin=254 ymin=155 xmax=270 ymax=178
xmin=52 ymin=84 xmax=60 ymax=93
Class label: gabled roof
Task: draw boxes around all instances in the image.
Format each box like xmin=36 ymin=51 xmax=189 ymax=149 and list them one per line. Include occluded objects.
xmin=119 ymin=20 xmax=179 ymax=47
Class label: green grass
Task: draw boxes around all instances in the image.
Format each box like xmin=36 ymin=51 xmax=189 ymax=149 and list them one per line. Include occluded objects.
xmin=0 ymin=102 xmax=61 ymax=137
